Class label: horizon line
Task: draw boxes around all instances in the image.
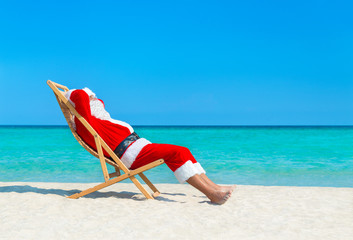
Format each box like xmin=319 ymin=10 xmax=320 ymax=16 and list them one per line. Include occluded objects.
xmin=1 ymin=124 xmax=353 ymax=128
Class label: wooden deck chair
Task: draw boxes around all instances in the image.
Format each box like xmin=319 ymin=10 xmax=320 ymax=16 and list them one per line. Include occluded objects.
xmin=47 ymin=80 xmax=164 ymax=199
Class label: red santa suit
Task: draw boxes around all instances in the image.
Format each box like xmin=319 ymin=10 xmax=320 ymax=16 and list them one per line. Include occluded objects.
xmin=65 ymin=88 xmax=205 ymax=183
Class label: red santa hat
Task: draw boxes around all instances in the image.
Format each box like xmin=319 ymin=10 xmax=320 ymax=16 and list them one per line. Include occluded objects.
xmin=82 ymin=87 xmax=96 ymax=98
xmin=64 ymin=87 xmax=96 ymax=104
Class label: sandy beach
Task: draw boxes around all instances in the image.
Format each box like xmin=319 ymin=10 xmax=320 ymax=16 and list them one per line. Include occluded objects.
xmin=0 ymin=182 xmax=352 ymax=240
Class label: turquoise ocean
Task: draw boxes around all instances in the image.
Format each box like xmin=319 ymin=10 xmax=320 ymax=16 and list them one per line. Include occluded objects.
xmin=0 ymin=126 xmax=352 ymax=187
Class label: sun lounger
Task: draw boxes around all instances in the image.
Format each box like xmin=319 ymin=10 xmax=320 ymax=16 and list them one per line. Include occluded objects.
xmin=47 ymin=80 xmax=164 ymax=199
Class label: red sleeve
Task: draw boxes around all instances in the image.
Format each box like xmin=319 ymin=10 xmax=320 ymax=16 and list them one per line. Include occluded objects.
xmin=69 ymin=89 xmax=92 ymax=121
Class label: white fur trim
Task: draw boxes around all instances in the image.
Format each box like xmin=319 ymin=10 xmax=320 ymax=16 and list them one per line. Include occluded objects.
xmin=121 ymin=138 xmax=151 ymax=168
xmin=64 ymin=89 xmax=77 ymax=130
xmin=194 ymin=162 xmax=206 ymax=175
xmin=83 ymin=87 xmax=96 ymax=98
xmin=174 ymin=160 xmax=199 ymax=184
xmin=64 ymin=89 xmax=76 ymax=107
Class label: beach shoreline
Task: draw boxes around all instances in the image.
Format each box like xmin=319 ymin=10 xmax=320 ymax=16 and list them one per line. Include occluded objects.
xmin=1 ymin=182 xmax=352 ymax=239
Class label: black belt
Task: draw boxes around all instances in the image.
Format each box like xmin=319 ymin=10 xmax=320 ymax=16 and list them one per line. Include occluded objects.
xmin=114 ymin=132 xmax=140 ymax=159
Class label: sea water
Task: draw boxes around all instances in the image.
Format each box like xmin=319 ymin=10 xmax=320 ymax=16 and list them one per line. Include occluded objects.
xmin=0 ymin=126 xmax=352 ymax=187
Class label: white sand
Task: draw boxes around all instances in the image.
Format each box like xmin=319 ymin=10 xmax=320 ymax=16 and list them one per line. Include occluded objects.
xmin=0 ymin=182 xmax=352 ymax=240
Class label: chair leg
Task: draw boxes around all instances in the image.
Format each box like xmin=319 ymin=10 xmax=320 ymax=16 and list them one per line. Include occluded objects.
xmin=138 ymin=173 xmax=161 ymax=197
xmin=114 ymin=166 xmax=121 ymax=176
xmin=67 ymin=173 xmax=129 ymax=199
xmin=68 ymin=181 xmax=115 ymax=199
xmin=129 ymin=176 xmax=154 ymax=199
xmin=67 ymin=160 xmax=164 ymax=199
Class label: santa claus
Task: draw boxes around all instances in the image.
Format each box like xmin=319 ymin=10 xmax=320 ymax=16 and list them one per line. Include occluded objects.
xmin=65 ymin=87 xmax=235 ymax=204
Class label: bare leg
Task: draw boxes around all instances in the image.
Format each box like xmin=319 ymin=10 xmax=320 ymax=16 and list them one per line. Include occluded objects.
xmin=187 ymin=174 xmax=232 ymax=204
xmin=199 ymin=173 xmax=236 ymax=192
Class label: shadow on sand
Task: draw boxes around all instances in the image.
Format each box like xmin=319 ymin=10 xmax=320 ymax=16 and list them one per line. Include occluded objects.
xmin=0 ymin=185 xmax=181 ymax=203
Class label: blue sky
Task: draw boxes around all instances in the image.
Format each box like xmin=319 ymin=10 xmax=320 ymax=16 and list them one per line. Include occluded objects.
xmin=0 ymin=0 xmax=352 ymax=125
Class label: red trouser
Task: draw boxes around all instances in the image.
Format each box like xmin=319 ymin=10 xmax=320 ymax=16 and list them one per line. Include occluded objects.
xmin=130 ymin=143 xmax=197 ymax=171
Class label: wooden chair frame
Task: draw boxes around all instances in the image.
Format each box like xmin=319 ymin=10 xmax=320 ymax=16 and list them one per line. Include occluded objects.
xmin=47 ymin=80 xmax=164 ymax=199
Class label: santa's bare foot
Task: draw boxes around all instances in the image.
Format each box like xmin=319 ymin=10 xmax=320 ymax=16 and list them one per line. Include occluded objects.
xmin=219 ymin=185 xmax=236 ymax=193
xmin=208 ymin=189 xmax=233 ymax=205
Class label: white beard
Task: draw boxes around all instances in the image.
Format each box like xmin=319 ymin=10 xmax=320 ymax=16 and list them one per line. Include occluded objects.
xmin=89 ymin=99 xmax=134 ymax=133
xmin=90 ymin=99 xmax=111 ymax=120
